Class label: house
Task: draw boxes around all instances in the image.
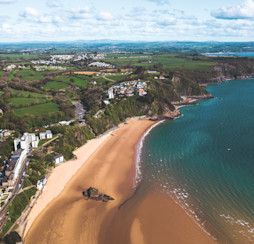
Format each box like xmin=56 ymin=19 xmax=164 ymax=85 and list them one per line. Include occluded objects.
xmin=139 ymin=89 xmax=147 ymax=96
xmin=46 ymin=130 xmax=52 ymax=139
xmin=54 ymin=154 xmax=64 ymax=164
xmin=108 ymin=88 xmax=114 ymax=99
xmin=154 ymin=76 xmax=158 ymax=79
xmin=103 ymin=100 xmax=110 ymax=105
xmin=37 ymin=177 xmax=47 ymax=190
xmin=159 ymin=76 xmax=165 ymax=79
xmin=39 ymin=132 xmax=46 ymax=140
xmin=59 ymin=120 xmax=73 ymax=126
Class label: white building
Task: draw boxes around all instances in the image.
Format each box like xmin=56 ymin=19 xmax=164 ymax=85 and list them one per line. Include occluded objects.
xmin=54 ymin=154 xmax=64 ymax=164
xmin=46 ymin=130 xmax=52 ymax=139
xmin=108 ymin=89 xmax=114 ymax=99
xmin=40 ymin=130 xmax=52 ymax=140
xmin=103 ymin=100 xmax=110 ymax=105
xmin=37 ymin=177 xmax=47 ymax=190
xmin=39 ymin=132 xmax=46 ymax=140
xmin=14 ymin=133 xmax=39 ymax=152
xmin=13 ymin=150 xmax=26 ymax=180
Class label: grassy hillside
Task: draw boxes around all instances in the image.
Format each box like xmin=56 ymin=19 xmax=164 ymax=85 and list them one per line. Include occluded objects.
xmin=15 ymin=102 xmax=59 ymax=117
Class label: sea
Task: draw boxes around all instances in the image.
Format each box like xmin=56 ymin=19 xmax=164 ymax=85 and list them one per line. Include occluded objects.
xmin=138 ymin=78 xmax=254 ymax=243
xmin=206 ymin=52 xmax=254 ymax=57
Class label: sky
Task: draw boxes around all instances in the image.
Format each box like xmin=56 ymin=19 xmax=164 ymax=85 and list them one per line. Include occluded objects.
xmin=0 ymin=0 xmax=254 ymax=42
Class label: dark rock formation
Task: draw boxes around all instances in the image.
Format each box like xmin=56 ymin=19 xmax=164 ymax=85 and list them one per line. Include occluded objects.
xmin=82 ymin=187 xmax=114 ymax=202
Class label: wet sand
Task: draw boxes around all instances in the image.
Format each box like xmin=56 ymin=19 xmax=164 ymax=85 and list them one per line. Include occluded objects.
xmin=24 ymin=119 xmax=216 ymax=244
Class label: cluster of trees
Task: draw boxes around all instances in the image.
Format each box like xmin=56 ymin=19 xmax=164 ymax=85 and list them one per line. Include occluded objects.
xmin=85 ymin=97 xmax=146 ymax=135
xmin=0 ymin=137 xmax=14 ymax=169
xmin=27 ymin=151 xmax=54 ymax=185
xmin=1 ymin=187 xmax=37 ymax=235
xmin=51 ymin=125 xmax=94 ymax=160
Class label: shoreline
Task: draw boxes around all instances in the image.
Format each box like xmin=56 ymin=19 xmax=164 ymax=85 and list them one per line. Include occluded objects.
xmin=135 ymin=119 xmax=165 ymax=185
xmin=24 ymin=118 xmax=216 ymax=244
xmin=23 ymin=131 xmax=112 ymax=238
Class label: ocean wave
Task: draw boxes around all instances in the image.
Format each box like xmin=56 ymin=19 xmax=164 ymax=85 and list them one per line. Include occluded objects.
xmin=135 ymin=120 xmax=165 ymax=186
xmin=220 ymin=214 xmax=254 ymax=240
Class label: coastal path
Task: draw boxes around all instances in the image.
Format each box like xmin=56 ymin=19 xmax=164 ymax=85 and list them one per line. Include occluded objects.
xmin=17 ymin=185 xmax=36 ymax=195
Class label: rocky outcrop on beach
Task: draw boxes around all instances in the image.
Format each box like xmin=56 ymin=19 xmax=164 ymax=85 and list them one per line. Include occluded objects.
xmin=162 ymin=107 xmax=181 ymax=119
xmin=82 ymin=187 xmax=114 ymax=202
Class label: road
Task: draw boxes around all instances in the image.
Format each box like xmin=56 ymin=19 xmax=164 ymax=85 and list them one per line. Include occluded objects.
xmin=0 ymin=153 xmax=30 ymax=230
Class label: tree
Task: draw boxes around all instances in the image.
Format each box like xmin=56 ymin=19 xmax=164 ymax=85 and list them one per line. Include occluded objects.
xmin=3 ymin=231 xmax=22 ymax=244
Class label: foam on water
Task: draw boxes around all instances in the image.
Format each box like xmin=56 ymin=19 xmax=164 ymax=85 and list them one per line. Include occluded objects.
xmin=135 ymin=120 xmax=165 ymax=186
xmin=138 ymin=79 xmax=254 ymax=243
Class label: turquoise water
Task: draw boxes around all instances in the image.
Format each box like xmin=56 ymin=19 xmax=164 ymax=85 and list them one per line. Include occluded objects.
xmin=208 ymin=52 xmax=254 ymax=57
xmin=140 ymin=79 xmax=254 ymax=243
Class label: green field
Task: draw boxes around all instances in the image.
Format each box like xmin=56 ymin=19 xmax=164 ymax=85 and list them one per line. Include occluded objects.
xmin=105 ymin=74 xmax=128 ymax=82
xmin=44 ymin=81 xmax=70 ymax=90
xmin=106 ymin=54 xmax=152 ymax=58
xmin=15 ymin=102 xmax=59 ymax=117
xmin=103 ymin=57 xmax=152 ymax=67
xmin=71 ymin=77 xmax=89 ymax=88
xmin=151 ymin=55 xmax=217 ymax=71
xmin=94 ymin=77 xmax=108 ymax=83
xmin=19 ymin=69 xmax=46 ymax=81
xmin=103 ymin=54 xmax=217 ymax=71
xmin=9 ymin=97 xmax=47 ymax=108
xmin=57 ymin=75 xmax=91 ymax=88
xmin=0 ymin=54 xmax=49 ymax=60
xmin=11 ymin=89 xmax=45 ymax=98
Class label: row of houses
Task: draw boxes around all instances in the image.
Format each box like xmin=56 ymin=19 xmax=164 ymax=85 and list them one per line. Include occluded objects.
xmin=88 ymin=62 xmax=115 ymax=68
xmin=107 ymin=80 xmax=148 ymax=99
xmin=0 ymin=149 xmax=27 ymax=187
xmin=39 ymin=130 xmax=53 ymax=140
xmin=4 ymin=64 xmax=26 ymax=72
xmin=154 ymin=75 xmax=165 ymax=80
xmin=31 ymin=53 xmax=106 ymax=65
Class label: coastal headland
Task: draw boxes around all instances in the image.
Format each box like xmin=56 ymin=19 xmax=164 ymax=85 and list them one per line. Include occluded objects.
xmin=24 ymin=118 xmax=216 ymax=244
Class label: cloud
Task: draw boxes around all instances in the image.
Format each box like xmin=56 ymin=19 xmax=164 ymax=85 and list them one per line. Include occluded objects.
xmin=97 ymin=12 xmax=114 ymax=20
xmin=69 ymin=6 xmax=92 ymax=19
xmin=20 ymin=7 xmax=39 ymax=18
xmin=157 ymin=17 xmax=176 ymax=26
xmin=147 ymin=0 xmax=170 ymax=6
xmin=47 ymin=1 xmax=62 ymax=8
xmin=211 ymin=0 xmax=254 ymax=19
xmin=20 ymin=7 xmax=64 ymax=24
xmin=0 ymin=0 xmax=16 ymax=3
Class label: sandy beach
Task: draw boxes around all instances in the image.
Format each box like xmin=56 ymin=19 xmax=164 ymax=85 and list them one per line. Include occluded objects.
xmin=23 ymin=130 xmax=112 ymax=237
xmin=24 ymin=119 xmax=216 ymax=244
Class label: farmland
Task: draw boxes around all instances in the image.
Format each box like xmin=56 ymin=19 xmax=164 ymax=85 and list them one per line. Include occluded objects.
xmin=8 ymin=97 xmax=47 ymax=108
xmin=44 ymin=81 xmax=70 ymax=90
xmin=102 ymin=54 xmax=217 ymax=71
xmin=0 ymin=54 xmax=49 ymax=60
xmin=11 ymin=89 xmax=46 ymax=98
xmin=15 ymin=102 xmax=59 ymax=117
xmin=58 ymin=75 xmax=91 ymax=88
xmin=19 ymin=69 xmax=46 ymax=81
xmin=105 ymin=74 xmax=128 ymax=82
